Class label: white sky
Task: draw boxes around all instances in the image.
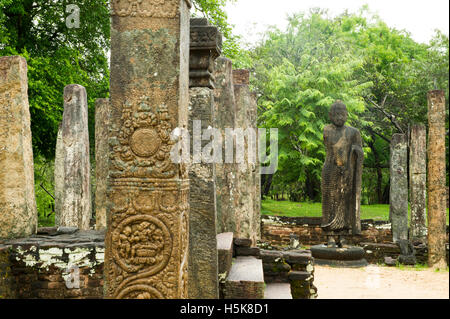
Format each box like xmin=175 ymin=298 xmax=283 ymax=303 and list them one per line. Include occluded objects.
xmin=224 ymin=0 xmax=450 ymax=46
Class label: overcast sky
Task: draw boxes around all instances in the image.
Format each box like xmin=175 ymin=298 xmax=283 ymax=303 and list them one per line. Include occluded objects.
xmin=224 ymin=0 xmax=449 ymax=46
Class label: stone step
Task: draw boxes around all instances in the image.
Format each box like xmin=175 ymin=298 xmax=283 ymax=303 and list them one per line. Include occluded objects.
xmin=217 ymin=232 xmax=234 ymax=275
xmin=223 ymin=256 xmax=265 ymax=299
xmin=264 ymin=283 xmax=292 ymax=299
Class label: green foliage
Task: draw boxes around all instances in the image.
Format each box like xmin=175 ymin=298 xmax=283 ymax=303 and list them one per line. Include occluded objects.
xmin=0 ymin=0 xmax=110 ymax=159
xmin=252 ymin=10 xmax=372 ymax=201
xmin=262 ymin=199 xmax=391 ymax=220
xmin=249 ymin=7 xmax=449 ymax=202
xmin=191 ymin=0 xmax=248 ymax=65
xmin=34 ymin=155 xmax=55 ymax=227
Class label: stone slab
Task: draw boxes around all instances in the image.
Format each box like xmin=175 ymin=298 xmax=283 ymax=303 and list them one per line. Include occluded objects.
xmin=217 ymin=232 xmax=233 ymax=275
xmin=224 ymin=256 xmax=265 ymax=299
xmin=264 ymin=283 xmax=292 ymax=299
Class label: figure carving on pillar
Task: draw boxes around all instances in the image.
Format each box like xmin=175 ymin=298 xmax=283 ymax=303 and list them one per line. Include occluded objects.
xmin=321 ymin=101 xmax=364 ymax=247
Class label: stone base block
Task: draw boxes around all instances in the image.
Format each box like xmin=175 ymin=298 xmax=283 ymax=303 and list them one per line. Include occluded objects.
xmin=223 ymin=256 xmax=264 ymax=299
xmin=217 ymin=232 xmax=234 ymax=275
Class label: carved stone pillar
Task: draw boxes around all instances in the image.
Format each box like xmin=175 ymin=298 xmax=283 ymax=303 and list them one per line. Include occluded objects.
xmin=104 ymin=0 xmax=191 ymax=299
xmin=187 ymin=18 xmax=221 ymax=299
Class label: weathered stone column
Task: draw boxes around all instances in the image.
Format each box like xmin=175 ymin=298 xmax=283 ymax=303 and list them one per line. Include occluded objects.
xmin=251 ymin=92 xmax=261 ymax=241
xmin=389 ymin=133 xmax=408 ymax=242
xmin=427 ymin=90 xmax=447 ymax=269
xmin=105 ymin=0 xmax=191 ymax=299
xmin=213 ymin=57 xmax=237 ymax=235
xmin=233 ymin=69 xmax=259 ymax=245
xmin=95 ymin=98 xmax=110 ymax=230
xmin=54 ymin=85 xmax=92 ymax=230
xmin=409 ymin=124 xmax=427 ymax=240
xmin=187 ymin=18 xmax=221 ymax=299
xmin=0 ymin=56 xmax=37 ymax=239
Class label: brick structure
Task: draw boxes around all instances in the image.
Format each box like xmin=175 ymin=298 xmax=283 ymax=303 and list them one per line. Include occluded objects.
xmin=0 ymin=230 xmax=104 ymax=299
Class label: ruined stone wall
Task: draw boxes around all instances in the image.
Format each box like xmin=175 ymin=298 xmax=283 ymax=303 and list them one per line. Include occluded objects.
xmin=261 ymin=216 xmax=393 ymax=247
xmin=261 ymin=216 xmax=449 ymax=264
xmin=0 ymin=231 xmax=105 ymax=299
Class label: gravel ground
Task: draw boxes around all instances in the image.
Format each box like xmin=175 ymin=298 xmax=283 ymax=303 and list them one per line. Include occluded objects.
xmin=314 ymin=264 xmax=449 ymax=299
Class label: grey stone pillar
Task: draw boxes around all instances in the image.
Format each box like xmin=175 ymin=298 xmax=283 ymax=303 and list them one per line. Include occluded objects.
xmin=213 ymin=57 xmax=237 ymax=236
xmin=389 ymin=133 xmax=408 ymax=242
xmin=233 ymin=69 xmax=259 ymax=245
xmin=105 ymin=0 xmax=192 ymax=299
xmin=251 ymin=92 xmax=261 ymax=240
xmin=187 ymin=18 xmax=221 ymax=299
xmin=95 ymin=98 xmax=110 ymax=230
xmin=54 ymin=84 xmax=92 ymax=230
xmin=0 ymin=56 xmax=37 ymax=239
xmin=409 ymin=124 xmax=427 ymax=240
xmin=427 ymin=90 xmax=447 ymax=269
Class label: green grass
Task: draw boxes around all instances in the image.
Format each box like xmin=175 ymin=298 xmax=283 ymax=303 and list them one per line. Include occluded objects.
xmin=262 ymin=199 xmax=450 ymax=224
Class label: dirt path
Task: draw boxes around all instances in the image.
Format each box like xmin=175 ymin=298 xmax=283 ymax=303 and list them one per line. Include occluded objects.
xmin=314 ymin=265 xmax=449 ymax=299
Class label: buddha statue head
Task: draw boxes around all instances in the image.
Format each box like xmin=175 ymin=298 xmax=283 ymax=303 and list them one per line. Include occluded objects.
xmin=329 ymin=100 xmax=348 ymax=127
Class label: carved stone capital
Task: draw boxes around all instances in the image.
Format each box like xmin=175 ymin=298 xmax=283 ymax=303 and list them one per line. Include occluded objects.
xmin=189 ymin=18 xmax=222 ymax=89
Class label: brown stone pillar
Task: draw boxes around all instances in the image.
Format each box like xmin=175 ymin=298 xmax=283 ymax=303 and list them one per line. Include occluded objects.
xmin=409 ymin=124 xmax=427 ymax=241
xmin=213 ymin=57 xmax=237 ymax=235
xmin=54 ymin=85 xmax=92 ymax=230
xmin=187 ymin=18 xmax=221 ymax=299
xmin=0 ymin=56 xmax=37 ymax=239
xmin=427 ymin=90 xmax=447 ymax=269
xmin=104 ymin=0 xmax=191 ymax=299
xmin=95 ymin=98 xmax=110 ymax=230
xmin=390 ymin=133 xmax=408 ymax=242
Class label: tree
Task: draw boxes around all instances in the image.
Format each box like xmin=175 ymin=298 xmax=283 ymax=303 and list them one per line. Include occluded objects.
xmin=0 ymin=0 xmax=240 ymax=159
xmin=252 ymin=10 xmax=372 ymax=201
xmin=249 ymin=7 xmax=449 ymax=203
xmin=0 ymin=0 xmax=110 ymax=158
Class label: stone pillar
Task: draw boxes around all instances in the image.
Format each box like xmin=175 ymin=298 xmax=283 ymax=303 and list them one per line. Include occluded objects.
xmin=409 ymin=124 xmax=427 ymax=240
xmin=104 ymin=0 xmax=191 ymax=299
xmin=427 ymin=90 xmax=447 ymax=269
xmin=389 ymin=133 xmax=408 ymax=243
xmin=54 ymin=85 xmax=92 ymax=230
xmin=95 ymin=98 xmax=110 ymax=230
xmin=187 ymin=18 xmax=221 ymax=299
xmin=251 ymin=92 xmax=261 ymax=240
xmin=0 ymin=56 xmax=37 ymax=239
xmin=213 ymin=57 xmax=237 ymax=235
xmin=233 ymin=69 xmax=259 ymax=245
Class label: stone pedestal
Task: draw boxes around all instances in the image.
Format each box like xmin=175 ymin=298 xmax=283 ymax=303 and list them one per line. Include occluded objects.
xmin=310 ymin=244 xmax=368 ymax=267
xmin=409 ymin=124 xmax=427 ymax=240
xmin=95 ymin=98 xmax=110 ymax=230
xmin=54 ymin=85 xmax=92 ymax=230
xmin=104 ymin=0 xmax=192 ymax=299
xmin=187 ymin=18 xmax=221 ymax=299
xmin=0 ymin=56 xmax=37 ymax=239
xmin=389 ymin=134 xmax=408 ymax=242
